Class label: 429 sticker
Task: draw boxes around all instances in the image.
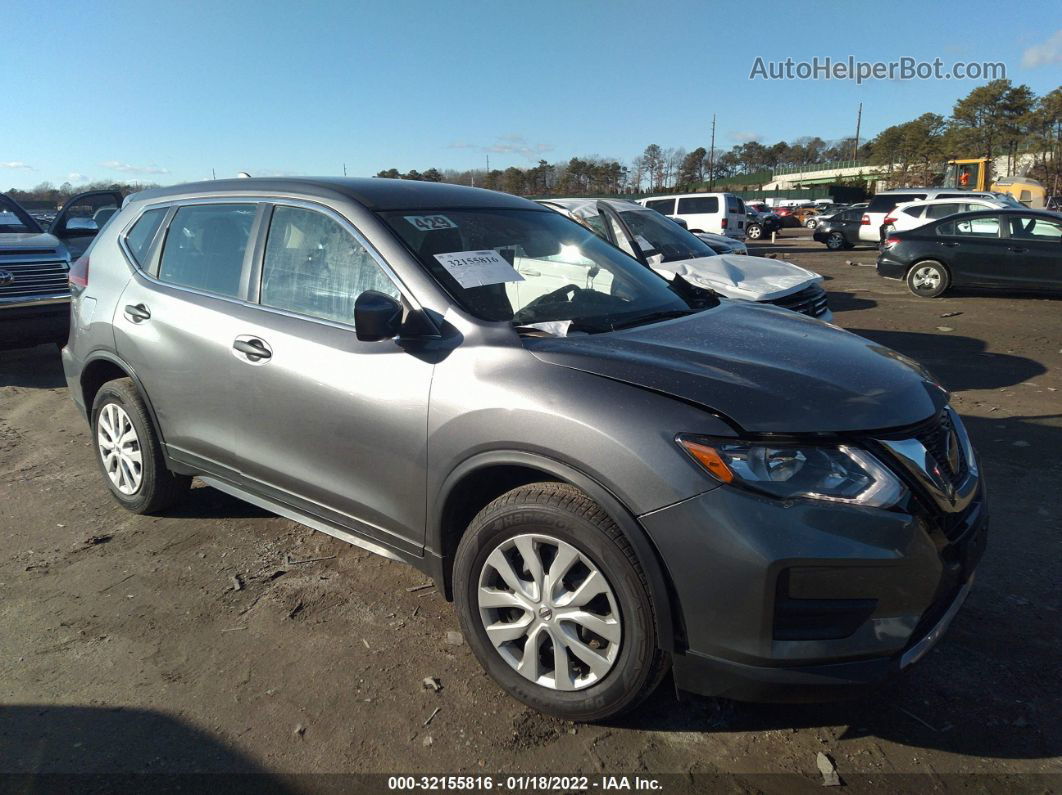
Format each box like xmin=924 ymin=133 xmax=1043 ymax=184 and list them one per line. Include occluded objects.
xmin=405 ymin=214 xmax=457 ymax=231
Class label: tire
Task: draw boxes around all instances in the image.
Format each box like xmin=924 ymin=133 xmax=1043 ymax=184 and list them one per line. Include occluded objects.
xmin=91 ymin=378 xmax=191 ymax=514
xmin=746 ymin=223 xmax=763 ymax=239
xmin=906 ymin=260 xmax=950 ymax=298
xmin=826 ymin=232 xmax=846 ymax=250
xmin=453 ymin=482 xmax=668 ymax=721
xmin=805 ymin=218 xmax=817 ymax=229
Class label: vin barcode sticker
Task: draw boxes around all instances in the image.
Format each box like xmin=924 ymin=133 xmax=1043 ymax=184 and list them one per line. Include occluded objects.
xmin=433 ymin=250 xmax=525 ymax=288
xmin=405 ymin=214 xmax=457 ymax=231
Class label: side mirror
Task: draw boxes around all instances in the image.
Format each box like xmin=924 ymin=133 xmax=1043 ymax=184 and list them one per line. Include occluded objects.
xmin=355 ymin=290 xmax=403 ymax=341
xmin=65 ymin=217 xmax=99 ymax=234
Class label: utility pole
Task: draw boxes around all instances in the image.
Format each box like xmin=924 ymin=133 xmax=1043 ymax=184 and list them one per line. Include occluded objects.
xmin=343 ymin=163 xmax=347 ymax=176
xmin=708 ymin=114 xmax=716 ymax=191
xmin=853 ymin=102 xmax=862 ymax=161
xmin=211 ymin=168 xmax=216 ymax=180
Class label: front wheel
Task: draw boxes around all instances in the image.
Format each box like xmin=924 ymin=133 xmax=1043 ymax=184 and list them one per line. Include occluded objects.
xmin=906 ymin=260 xmax=950 ymax=298
xmin=825 ymin=232 xmax=846 ymax=250
xmin=746 ymin=223 xmax=763 ymax=239
xmin=805 ymin=218 xmax=817 ymax=229
xmin=453 ymin=483 xmax=668 ymax=721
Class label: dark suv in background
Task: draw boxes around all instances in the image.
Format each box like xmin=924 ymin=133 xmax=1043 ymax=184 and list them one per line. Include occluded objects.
xmin=1 ymin=190 xmax=122 ymax=350
xmin=63 ymin=178 xmax=986 ymax=720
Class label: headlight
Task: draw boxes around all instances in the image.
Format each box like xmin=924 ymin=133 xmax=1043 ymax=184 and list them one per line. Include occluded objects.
xmin=677 ymin=436 xmax=906 ymax=508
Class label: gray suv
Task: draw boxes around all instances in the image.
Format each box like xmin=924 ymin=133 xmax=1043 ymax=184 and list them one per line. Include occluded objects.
xmin=63 ymin=178 xmax=987 ymax=720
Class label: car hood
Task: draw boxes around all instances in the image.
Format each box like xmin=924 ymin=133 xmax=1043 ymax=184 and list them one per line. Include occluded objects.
xmin=0 ymin=232 xmax=63 ymax=252
xmin=526 ymin=301 xmax=946 ymax=433
xmin=651 ymin=254 xmax=821 ymax=301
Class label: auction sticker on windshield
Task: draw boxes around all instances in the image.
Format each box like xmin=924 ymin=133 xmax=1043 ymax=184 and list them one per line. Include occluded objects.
xmin=405 ymin=214 xmax=457 ymax=231
xmin=434 ymin=250 xmax=525 ymax=288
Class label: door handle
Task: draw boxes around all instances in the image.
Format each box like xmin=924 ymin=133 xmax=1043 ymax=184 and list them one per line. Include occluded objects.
xmin=124 ymin=303 xmax=151 ymax=322
xmin=1008 ymin=246 xmax=1026 ymax=253
xmin=233 ymin=337 xmax=272 ymax=361
xmin=521 ymin=269 xmax=541 ymax=277
xmin=940 ymin=241 xmax=960 ymax=247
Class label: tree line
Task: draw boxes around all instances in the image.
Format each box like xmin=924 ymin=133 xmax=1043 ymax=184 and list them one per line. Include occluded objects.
xmin=377 ymin=80 xmax=1061 ymax=196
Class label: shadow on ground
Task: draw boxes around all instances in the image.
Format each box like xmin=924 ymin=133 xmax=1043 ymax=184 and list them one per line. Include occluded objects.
xmin=0 ymin=344 xmax=65 ymax=389
xmin=0 ymin=705 xmax=291 ymax=786
xmin=848 ymin=328 xmax=1046 ymax=391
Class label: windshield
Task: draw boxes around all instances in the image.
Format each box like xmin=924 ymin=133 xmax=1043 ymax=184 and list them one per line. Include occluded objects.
xmin=0 ymin=195 xmax=43 ymax=234
xmin=381 ymin=208 xmax=691 ymax=332
xmin=616 ymin=209 xmax=718 ymax=263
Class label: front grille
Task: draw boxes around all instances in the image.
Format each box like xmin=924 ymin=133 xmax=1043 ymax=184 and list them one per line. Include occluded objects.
xmin=767 ymin=283 xmax=829 ymax=318
xmin=0 ymin=255 xmax=70 ymax=300
xmin=915 ymin=411 xmax=967 ymax=488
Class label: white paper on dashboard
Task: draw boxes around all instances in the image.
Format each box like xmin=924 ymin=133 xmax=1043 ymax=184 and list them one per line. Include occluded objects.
xmin=434 ymin=250 xmax=525 ymax=288
xmin=634 ymin=235 xmax=654 ymax=252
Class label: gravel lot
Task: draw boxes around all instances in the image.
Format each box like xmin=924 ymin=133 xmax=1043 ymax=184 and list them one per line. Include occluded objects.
xmin=1 ymin=231 xmax=1059 ymax=789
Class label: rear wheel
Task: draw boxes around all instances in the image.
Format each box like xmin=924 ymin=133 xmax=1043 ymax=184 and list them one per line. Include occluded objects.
xmin=906 ymin=260 xmax=950 ymax=298
xmin=92 ymin=378 xmax=191 ymax=513
xmin=826 ymin=232 xmax=846 ymax=250
xmin=453 ymin=483 xmax=668 ymax=721
xmin=746 ymin=223 xmax=763 ymax=239
xmin=805 ymin=218 xmax=817 ymax=229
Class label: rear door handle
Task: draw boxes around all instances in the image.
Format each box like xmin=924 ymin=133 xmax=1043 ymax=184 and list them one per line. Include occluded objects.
xmin=124 ymin=303 xmax=151 ymax=322
xmin=232 ymin=336 xmax=272 ymax=362
xmin=1008 ymin=246 xmax=1026 ymax=253
xmin=940 ymin=241 xmax=960 ymax=247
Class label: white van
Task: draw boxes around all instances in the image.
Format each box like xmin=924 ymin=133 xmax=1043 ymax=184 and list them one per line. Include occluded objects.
xmin=638 ymin=193 xmax=747 ymax=240
xmin=859 ymin=188 xmax=997 ymax=242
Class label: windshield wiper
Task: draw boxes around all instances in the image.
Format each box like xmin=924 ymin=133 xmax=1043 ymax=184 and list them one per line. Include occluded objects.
xmin=607 ymin=309 xmax=696 ymax=331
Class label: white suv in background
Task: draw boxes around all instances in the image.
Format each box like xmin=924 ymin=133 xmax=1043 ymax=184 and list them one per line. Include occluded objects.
xmin=638 ymin=193 xmax=747 ymax=240
xmin=858 ymin=188 xmax=997 ymax=243
xmin=881 ymin=196 xmax=1019 ymax=237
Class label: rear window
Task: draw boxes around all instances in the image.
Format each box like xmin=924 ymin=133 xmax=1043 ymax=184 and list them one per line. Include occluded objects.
xmin=868 ymin=193 xmax=927 ymax=213
xmin=677 ymin=196 xmax=718 ymax=214
xmin=727 ymin=197 xmax=745 ymax=213
xmin=643 ymin=198 xmax=675 ymax=215
xmin=124 ymin=208 xmax=167 ymax=266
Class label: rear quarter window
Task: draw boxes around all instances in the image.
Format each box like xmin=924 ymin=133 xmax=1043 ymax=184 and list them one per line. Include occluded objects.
xmin=123 ymin=208 xmax=167 ymax=267
xmin=677 ymin=196 xmax=719 ymax=214
xmin=644 ymin=198 xmax=676 ymax=215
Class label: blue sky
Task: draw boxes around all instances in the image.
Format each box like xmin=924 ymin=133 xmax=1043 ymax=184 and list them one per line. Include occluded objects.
xmin=2 ymin=0 xmax=1060 ymax=189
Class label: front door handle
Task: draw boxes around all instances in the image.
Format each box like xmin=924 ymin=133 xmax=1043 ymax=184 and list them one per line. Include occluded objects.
xmin=940 ymin=241 xmax=960 ymax=247
xmin=124 ymin=303 xmax=151 ymax=322
xmin=1008 ymin=246 xmax=1026 ymax=253
xmin=232 ymin=336 xmax=272 ymax=362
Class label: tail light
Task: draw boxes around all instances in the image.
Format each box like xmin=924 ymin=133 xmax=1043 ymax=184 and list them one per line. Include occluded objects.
xmin=68 ymin=254 xmax=90 ymax=292
xmin=883 ymin=216 xmax=897 ymax=225
xmin=720 ymin=218 xmax=728 ymax=229
xmin=883 ymin=236 xmax=901 ymax=247
xmin=860 ymin=214 xmax=871 ymax=225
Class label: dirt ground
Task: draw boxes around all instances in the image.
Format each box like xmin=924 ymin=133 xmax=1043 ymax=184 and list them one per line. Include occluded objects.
xmin=1 ymin=231 xmax=1060 ymax=790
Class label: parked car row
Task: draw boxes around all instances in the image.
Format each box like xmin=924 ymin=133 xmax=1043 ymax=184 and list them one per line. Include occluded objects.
xmin=0 ymin=190 xmax=123 ymax=350
xmin=13 ymin=176 xmax=984 ymax=723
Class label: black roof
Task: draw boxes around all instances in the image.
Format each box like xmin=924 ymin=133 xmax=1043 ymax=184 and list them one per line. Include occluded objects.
xmin=129 ymin=177 xmax=539 ymax=211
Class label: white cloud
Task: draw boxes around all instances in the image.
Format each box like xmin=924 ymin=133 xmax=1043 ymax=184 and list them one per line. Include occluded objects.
xmin=1 ymin=161 xmax=33 ymax=170
xmin=729 ymin=130 xmax=762 ymax=144
xmin=447 ymin=135 xmax=553 ymax=161
xmin=100 ymin=160 xmax=170 ymax=175
xmin=67 ymin=172 xmax=89 ymax=183
xmin=1022 ymin=29 xmax=1062 ymax=68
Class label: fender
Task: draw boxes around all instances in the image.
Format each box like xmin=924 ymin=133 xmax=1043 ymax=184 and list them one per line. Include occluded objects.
xmin=433 ymin=449 xmax=682 ymax=652
xmin=79 ymin=350 xmax=192 ymax=475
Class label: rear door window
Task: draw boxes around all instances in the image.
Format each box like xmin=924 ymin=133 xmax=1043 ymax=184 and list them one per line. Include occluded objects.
xmin=925 ymin=203 xmax=961 ymax=220
xmin=260 ymin=205 xmax=400 ymax=326
xmin=938 ymin=216 xmax=1000 ymax=237
xmin=677 ymin=196 xmax=718 ymax=214
xmin=643 ymin=198 xmax=676 ymax=215
xmin=158 ymin=204 xmax=256 ymax=298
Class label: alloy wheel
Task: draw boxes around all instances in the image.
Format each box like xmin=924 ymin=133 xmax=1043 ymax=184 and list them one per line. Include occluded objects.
xmin=477 ymin=533 xmax=621 ymax=691
xmin=97 ymin=403 xmax=143 ymax=495
xmin=912 ymin=265 xmax=942 ymax=292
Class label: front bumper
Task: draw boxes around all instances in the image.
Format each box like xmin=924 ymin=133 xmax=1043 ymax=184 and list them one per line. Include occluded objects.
xmin=640 ymin=479 xmax=987 ymax=702
xmin=0 ymin=299 xmax=70 ymax=351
